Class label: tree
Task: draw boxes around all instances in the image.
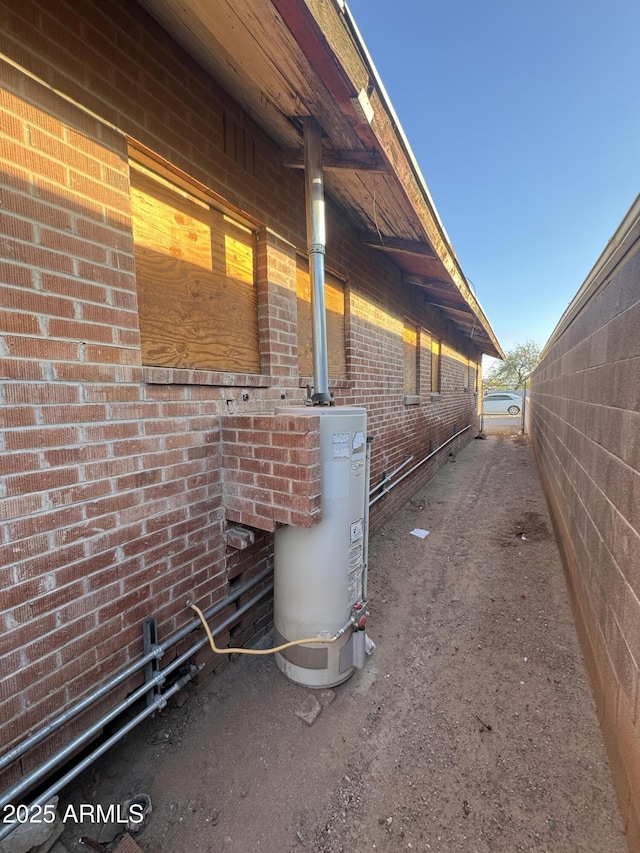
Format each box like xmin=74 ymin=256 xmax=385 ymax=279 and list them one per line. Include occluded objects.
xmin=485 ymin=340 xmax=541 ymax=389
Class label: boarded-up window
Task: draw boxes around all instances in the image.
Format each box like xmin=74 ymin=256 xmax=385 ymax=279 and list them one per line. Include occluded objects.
xmin=403 ymin=322 xmax=418 ymax=395
xmin=130 ymin=162 xmax=260 ymax=373
xmin=431 ymin=338 xmax=441 ymax=393
xmin=296 ymin=258 xmax=346 ymax=379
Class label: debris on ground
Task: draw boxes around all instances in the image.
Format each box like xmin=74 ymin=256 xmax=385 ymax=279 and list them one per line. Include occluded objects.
xmin=317 ymin=689 xmax=336 ymax=708
xmin=409 ymin=528 xmax=429 ymax=539
xmin=112 ymin=835 xmax=144 ymax=853
xmin=0 ymin=798 xmax=61 ymax=853
xmin=295 ymin=694 xmax=323 ymax=726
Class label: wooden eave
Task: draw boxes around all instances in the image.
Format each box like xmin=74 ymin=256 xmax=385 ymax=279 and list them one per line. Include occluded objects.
xmin=136 ymin=0 xmax=504 ymax=358
xmin=282 ymin=149 xmax=386 ymax=172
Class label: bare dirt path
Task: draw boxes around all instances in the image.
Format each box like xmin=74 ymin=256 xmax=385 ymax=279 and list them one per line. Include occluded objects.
xmin=57 ymin=435 xmax=626 ymax=853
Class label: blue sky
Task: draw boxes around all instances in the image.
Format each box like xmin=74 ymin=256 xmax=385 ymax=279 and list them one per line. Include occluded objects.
xmin=346 ymin=0 xmax=640 ymax=362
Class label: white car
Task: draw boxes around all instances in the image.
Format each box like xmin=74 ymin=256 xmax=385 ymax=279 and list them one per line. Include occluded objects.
xmin=482 ymin=392 xmax=522 ymax=415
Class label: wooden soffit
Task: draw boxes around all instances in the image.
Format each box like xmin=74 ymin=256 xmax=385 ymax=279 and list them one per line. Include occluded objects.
xmin=136 ymin=0 xmax=503 ymax=358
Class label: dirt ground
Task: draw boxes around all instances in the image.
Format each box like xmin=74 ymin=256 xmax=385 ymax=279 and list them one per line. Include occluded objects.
xmin=54 ymin=432 xmax=627 ymax=853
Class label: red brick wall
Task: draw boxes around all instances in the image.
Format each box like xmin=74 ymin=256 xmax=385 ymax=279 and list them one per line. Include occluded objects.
xmin=530 ymin=235 xmax=640 ymax=846
xmin=0 ymin=0 xmax=482 ymax=788
xmin=222 ymin=413 xmax=322 ymax=530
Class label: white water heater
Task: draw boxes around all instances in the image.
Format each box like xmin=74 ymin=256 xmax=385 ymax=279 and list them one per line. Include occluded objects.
xmin=274 ymin=406 xmax=368 ymax=687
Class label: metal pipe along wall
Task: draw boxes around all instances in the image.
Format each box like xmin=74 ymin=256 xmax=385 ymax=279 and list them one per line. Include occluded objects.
xmin=303 ymin=116 xmax=331 ymax=405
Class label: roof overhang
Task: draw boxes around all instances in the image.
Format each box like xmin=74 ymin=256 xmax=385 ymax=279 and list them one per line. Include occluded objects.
xmin=136 ymin=0 xmax=504 ymax=358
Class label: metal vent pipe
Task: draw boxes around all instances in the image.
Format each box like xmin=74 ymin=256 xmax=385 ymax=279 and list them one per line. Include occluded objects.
xmin=303 ymin=116 xmax=332 ymax=405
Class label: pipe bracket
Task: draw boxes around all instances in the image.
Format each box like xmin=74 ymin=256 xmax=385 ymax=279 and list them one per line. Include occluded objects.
xmin=307 ymin=243 xmax=326 ymax=255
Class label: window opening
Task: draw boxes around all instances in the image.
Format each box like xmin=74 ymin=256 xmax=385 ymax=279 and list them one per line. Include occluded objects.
xmin=129 ymin=160 xmax=260 ymax=373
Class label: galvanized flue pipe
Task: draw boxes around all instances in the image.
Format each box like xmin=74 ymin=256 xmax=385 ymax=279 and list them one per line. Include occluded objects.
xmin=303 ymin=116 xmax=332 ymax=405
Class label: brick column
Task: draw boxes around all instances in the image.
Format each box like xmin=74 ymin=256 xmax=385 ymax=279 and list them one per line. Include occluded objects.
xmin=256 ymin=228 xmax=298 ymax=380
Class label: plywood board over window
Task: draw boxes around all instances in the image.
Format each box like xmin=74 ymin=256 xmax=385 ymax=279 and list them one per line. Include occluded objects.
xmin=431 ymin=337 xmax=441 ymax=393
xmin=296 ymin=257 xmax=346 ymax=379
xmin=130 ymin=163 xmax=260 ymax=373
xmin=403 ymin=321 xmax=418 ymax=396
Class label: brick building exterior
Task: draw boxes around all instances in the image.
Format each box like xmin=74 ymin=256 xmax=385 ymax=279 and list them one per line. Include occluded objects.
xmin=0 ymin=0 xmax=502 ymax=798
xmin=530 ymin=195 xmax=640 ymax=848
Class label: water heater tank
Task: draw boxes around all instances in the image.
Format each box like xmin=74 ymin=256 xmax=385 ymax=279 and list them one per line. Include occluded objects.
xmin=274 ymin=406 xmax=368 ymax=687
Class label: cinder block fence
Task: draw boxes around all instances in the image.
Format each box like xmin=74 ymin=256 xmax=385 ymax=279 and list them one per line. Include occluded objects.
xmin=530 ymin=196 xmax=640 ymax=847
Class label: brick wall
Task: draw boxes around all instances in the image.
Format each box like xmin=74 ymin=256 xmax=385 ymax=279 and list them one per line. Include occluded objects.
xmin=529 ymin=221 xmax=640 ymax=846
xmin=222 ymin=412 xmax=322 ymax=530
xmin=0 ymin=0 xmax=483 ymax=791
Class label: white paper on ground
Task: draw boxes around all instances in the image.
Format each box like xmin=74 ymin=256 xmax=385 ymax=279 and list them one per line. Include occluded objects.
xmin=410 ymin=528 xmax=430 ymax=539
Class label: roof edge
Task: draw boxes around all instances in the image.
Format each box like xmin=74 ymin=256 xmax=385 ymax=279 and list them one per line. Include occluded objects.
xmin=340 ymin=2 xmax=504 ymax=359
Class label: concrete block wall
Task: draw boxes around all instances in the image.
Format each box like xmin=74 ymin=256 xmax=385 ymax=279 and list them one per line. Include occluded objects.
xmin=529 ymin=226 xmax=640 ymax=845
xmin=0 ymin=0 xmax=482 ymax=790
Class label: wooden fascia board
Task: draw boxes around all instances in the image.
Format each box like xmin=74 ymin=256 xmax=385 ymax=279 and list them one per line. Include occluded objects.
xmin=270 ymin=0 xmax=358 ymax=106
xmin=279 ymin=0 xmax=503 ymax=358
xmin=289 ymin=1 xmax=459 ymax=256
xmin=282 ymin=148 xmax=387 ymax=171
